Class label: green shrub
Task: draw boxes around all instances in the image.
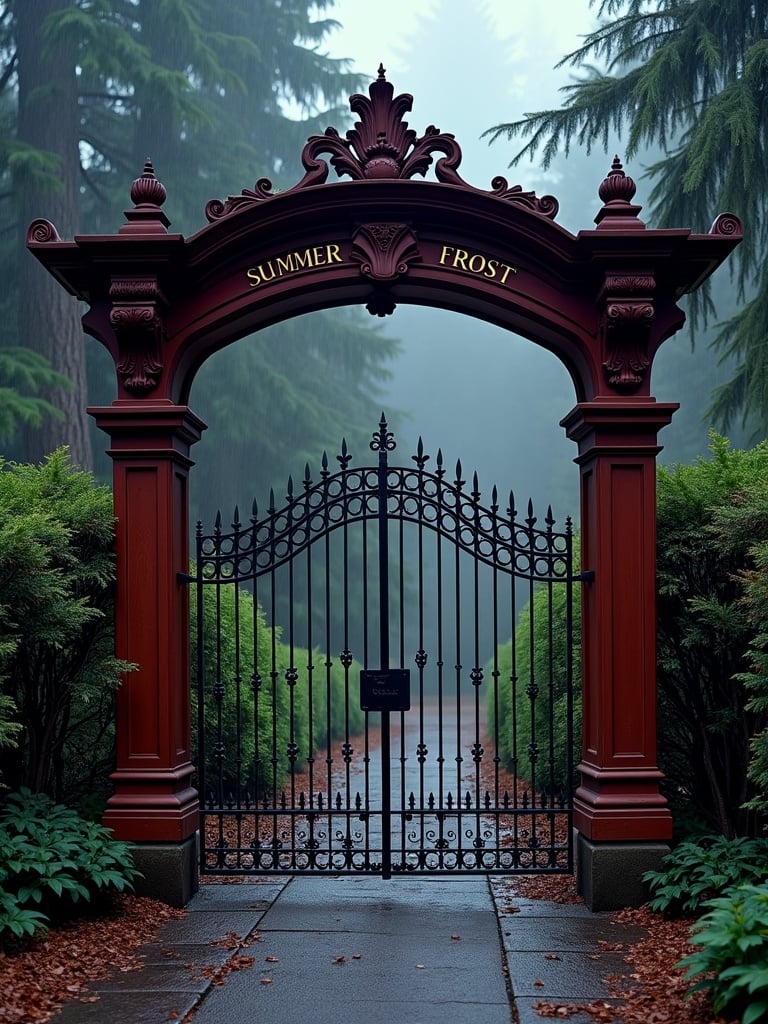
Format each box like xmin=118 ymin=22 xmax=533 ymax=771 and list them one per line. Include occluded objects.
xmin=655 ymin=436 xmax=768 ymax=836
xmin=678 ymin=881 xmax=768 ymax=1024
xmin=192 ymin=577 xmax=364 ymax=802
xmin=644 ymin=835 xmax=768 ymax=916
xmin=0 ymin=450 xmax=130 ymax=801
xmin=486 ymin=539 xmax=580 ymax=793
xmin=0 ymin=788 xmax=141 ymax=949
xmin=734 ymin=534 xmax=768 ymax=823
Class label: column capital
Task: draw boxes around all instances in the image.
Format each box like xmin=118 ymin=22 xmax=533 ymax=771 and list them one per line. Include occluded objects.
xmin=88 ymin=402 xmax=206 ymax=451
xmin=561 ymin=400 xmax=678 ymax=453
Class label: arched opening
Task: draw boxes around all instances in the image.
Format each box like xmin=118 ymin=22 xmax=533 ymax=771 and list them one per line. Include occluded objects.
xmin=27 ymin=71 xmax=741 ymax=908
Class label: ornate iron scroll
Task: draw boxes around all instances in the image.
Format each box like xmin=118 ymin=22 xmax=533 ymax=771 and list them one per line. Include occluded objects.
xmin=206 ymin=67 xmax=559 ymax=221
xmin=193 ymin=418 xmax=575 ymax=878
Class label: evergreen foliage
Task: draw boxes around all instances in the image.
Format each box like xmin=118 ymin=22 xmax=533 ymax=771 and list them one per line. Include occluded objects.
xmin=485 ymin=0 xmax=768 ymax=436
xmin=0 ymin=0 xmax=399 ymax=473
xmin=486 ymin=540 xmax=581 ymax=796
xmin=192 ymin=574 xmax=364 ymax=800
xmin=489 ymin=438 xmax=768 ymax=837
xmin=0 ymin=449 xmax=130 ymax=801
xmin=730 ymin=501 xmax=768 ymax=821
xmin=655 ymin=435 xmax=768 ymax=836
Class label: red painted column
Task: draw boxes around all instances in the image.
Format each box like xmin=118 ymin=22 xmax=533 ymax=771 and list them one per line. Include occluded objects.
xmin=562 ymin=401 xmax=677 ymax=842
xmin=90 ymin=403 xmax=206 ymax=843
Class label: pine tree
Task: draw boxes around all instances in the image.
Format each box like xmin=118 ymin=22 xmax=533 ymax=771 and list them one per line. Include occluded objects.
xmin=484 ymin=0 xmax=768 ymax=436
xmin=0 ymin=1 xmax=399 ymax=476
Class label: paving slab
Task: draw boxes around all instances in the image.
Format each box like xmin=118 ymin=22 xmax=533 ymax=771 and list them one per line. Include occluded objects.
xmin=46 ymin=873 xmax=649 ymax=1024
xmin=188 ymin=875 xmax=513 ymax=1024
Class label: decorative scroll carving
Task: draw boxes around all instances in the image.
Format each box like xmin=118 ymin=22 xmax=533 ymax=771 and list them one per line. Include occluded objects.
xmin=351 ymin=222 xmax=420 ymax=282
xmin=709 ymin=212 xmax=743 ymax=237
xmin=598 ymin=273 xmax=655 ymax=390
xmin=109 ymin=278 xmax=166 ymax=394
xmin=206 ymin=66 xmax=559 ymax=222
xmin=27 ymin=219 xmax=60 ymax=244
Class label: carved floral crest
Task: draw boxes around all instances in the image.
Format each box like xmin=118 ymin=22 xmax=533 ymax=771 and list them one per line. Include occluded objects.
xmin=206 ymin=66 xmax=558 ymax=221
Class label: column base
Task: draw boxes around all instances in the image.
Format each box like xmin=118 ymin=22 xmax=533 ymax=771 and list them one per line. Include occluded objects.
xmin=129 ymin=834 xmax=199 ymax=907
xmin=576 ymin=832 xmax=670 ymax=911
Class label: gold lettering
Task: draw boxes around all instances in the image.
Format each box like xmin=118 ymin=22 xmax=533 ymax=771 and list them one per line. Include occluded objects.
xmin=436 ymin=243 xmax=518 ymax=287
xmin=452 ymin=248 xmax=470 ymax=270
xmin=292 ymin=249 xmax=314 ymax=269
xmin=244 ymin=242 xmax=345 ymax=289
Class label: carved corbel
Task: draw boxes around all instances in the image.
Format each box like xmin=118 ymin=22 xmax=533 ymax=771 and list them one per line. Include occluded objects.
xmin=109 ymin=277 xmax=166 ymax=394
xmin=351 ymin=222 xmax=420 ymax=282
xmin=351 ymin=222 xmax=421 ymax=317
xmin=598 ymin=273 xmax=655 ymax=390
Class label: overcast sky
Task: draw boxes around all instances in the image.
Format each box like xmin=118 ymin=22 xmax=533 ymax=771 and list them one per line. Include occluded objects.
xmin=307 ymin=0 xmax=604 ymax=513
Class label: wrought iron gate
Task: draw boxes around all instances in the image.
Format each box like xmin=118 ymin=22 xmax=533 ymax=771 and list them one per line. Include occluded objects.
xmin=191 ymin=417 xmax=577 ymax=877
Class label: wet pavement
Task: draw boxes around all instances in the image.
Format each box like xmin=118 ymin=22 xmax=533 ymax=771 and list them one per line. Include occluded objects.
xmin=48 ymin=874 xmax=647 ymax=1024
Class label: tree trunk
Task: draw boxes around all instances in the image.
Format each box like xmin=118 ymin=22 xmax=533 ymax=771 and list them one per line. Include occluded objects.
xmin=15 ymin=0 xmax=93 ymax=469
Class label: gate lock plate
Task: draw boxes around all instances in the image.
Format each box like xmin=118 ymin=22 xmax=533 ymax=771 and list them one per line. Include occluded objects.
xmin=360 ymin=669 xmax=411 ymax=712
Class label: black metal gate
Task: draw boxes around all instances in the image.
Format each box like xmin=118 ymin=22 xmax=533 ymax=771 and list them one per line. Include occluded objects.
xmin=191 ymin=417 xmax=577 ymax=877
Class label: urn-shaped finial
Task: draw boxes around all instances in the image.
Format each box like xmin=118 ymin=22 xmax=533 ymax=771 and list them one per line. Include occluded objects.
xmin=120 ymin=157 xmax=171 ymax=234
xmin=130 ymin=158 xmax=168 ymax=208
xmin=595 ymin=155 xmax=644 ymax=230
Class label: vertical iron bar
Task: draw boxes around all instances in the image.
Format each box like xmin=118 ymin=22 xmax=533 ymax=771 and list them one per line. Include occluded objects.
xmin=268 ymin=495 xmax=279 ymax=859
xmin=362 ymin=491 xmax=371 ymax=862
xmin=436 ymin=452 xmax=445 ymax=813
xmin=510 ymin=493 xmax=520 ymax=858
xmin=286 ymin=483 xmax=297 ymax=864
xmin=195 ymin=522 xmax=206 ymax=871
xmin=472 ymin=474 xmax=482 ymax=866
xmin=233 ymin=508 xmax=243 ymax=868
xmin=251 ymin=501 xmax=262 ymax=862
xmin=546 ymin=509 xmax=557 ymax=861
xmin=398 ymin=488 xmax=407 ymax=869
xmin=304 ymin=474 xmax=315 ymax=812
xmin=377 ymin=429 xmax=392 ymax=879
xmin=454 ymin=462 xmax=464 ymax=867
xmin=416 ymin=447 xmax=426 ymax=859
xmin=491 ymin=489 xmax=501 ymax=863
xmin=565 ymin=520 xmax=574 ymax=870
xmin=526 ymin=500 xmax=538 ymax=857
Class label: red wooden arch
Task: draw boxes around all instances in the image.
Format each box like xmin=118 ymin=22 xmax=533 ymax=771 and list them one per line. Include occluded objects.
xmin=28 ymin=69 xmax=741 ymax=908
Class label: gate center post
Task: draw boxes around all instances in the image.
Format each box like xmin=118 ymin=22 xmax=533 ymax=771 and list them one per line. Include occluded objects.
xmin=375 ymin=419 xmax=393 ymax=878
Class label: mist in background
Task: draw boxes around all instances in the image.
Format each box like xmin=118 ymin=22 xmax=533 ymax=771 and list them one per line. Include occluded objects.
xmin=199 ymin=0 xmax=742 ymax=533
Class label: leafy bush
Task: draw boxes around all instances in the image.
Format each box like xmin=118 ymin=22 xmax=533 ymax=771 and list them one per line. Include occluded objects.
xmin=733 ymin=527 xmax=768 ymax=823
xmin=0 ymin=450 xmax=131 ymax=801
xmin=486 ymin=538 xmax=581 ymax=793
xmin=678 ymin=882 xmax=768 ymax=1024
xmin=192 ymin=576 xmax=364 ymax=802
xmin=655 ymin=435 xmax=768 ymax=836
xmin=0 ymin=788 xmax=141 ymax=948
xmin=644 ymin=835 xmax=768 ymax=916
